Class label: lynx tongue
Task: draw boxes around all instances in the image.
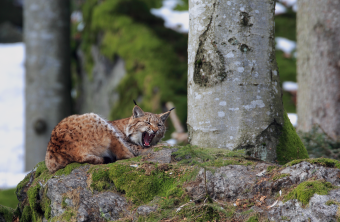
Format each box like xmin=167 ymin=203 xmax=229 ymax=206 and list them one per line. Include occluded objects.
xmin=143 ymin=132 xmax=154 ymax=147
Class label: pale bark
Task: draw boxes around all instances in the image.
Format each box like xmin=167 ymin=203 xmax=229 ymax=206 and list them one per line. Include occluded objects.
xmin=25 ymin=0 xmax=72 ymax=170
xmin=297 ymin=1 xmax=340 ymax=140
xmin=188 ymin=0 xmax=283 ymax=161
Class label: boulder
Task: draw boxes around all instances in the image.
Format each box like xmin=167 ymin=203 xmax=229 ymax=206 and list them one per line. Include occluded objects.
xmin=6 ymin=146 xmax=340 ymax=221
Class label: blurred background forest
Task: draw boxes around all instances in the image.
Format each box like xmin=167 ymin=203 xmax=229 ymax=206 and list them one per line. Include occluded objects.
xmin=1 ymin=0 xmax=339 ymax=209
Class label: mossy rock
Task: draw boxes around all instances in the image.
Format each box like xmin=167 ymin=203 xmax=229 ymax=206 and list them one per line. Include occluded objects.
xmin=284 ymin=180 xmax=337 ymax=206
xmin=0 ymin=205 xmax=14 ymax=222
xmin=14 ymin=145 xmax=340 ymax=221
xmin=285 ymin=157 xmax=340 ymax=169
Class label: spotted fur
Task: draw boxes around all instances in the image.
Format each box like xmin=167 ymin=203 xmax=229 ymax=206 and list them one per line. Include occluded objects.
xmin=45 ymin=105 xmax=171 ymax=173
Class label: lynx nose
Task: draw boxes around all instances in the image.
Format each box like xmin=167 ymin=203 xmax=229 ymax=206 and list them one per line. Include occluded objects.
xmin=150 ymin=129 xmax=157 ymax=135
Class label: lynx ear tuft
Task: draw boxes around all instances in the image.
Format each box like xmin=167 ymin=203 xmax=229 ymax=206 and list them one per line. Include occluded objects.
xmin=133 ymin=100 xmax=137 ymax=106
xmin=159 ymin=110 xmax=173 ymax=123
xmin=169 ymin=107 xmax=175 ymax=112
xmin=133 ymin=105 xmax=144 ymax=118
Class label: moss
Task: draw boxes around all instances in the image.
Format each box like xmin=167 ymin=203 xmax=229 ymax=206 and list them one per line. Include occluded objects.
xmin=272 ymin=173 xmax=290 ymax=181
xmin=15 ymin=161 xmax=86 ymax=222
xmin=326 ymin=200 xmax=340 ymax=206
xmin=285 ymin=158 xmax=340 ymax=169
xmin=89 ymin=165 xmax=115 ymax=192
xmin=108 ymin=163 xmax=181 ymax=205
xmin=27 ymin=184 xmax=42 ymax=221
xmin=267 ymin=166 xmax=277 ymax=173
xmin=276 ymin=111 xmax=309 ymax=165
xmin=246 ymin=214 xmax=259 ymax=222
xmin=20 ymin=205 xmax=32 ymax=222
xmin=55 ymin=162 xmax=88 ymax=176
xmin=50 ymin=208 xmax=76 ymax=222
xmin=173 ymin=145 xmax=252 ymax=168
xmin=16 ymin=174 xmax=30 ymax=194
xmin=0 ymin=188 xmax=18 ymax=209
xmin=284 ymin=180 xmax=336 ymax=206
xmin=0 ymin=205 xmax=14 ymax=222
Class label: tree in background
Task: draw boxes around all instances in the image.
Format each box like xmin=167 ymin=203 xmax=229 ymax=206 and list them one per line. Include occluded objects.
xmin=25 ymin=0 xmax=72 ymax=170
xmin=187 ymin=0 xmax=308 ymax=163
xmin=78 ymin=0 xmax=188 ymax=139
xmin=297 ymin=1 xmax=340 ymax=141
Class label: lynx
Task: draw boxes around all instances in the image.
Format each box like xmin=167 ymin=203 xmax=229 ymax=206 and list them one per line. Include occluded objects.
xmin=45 ymin=103 xmax=173 ymax=173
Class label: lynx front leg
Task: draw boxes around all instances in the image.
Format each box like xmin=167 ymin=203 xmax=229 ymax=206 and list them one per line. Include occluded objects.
xmin=110 ymin=142 xmax=135 ymax=160
xmin=81 ymin=154 xmax=105 ymax=165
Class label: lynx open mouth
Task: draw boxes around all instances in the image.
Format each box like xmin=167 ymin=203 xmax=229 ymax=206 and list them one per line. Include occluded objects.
xmin=142 ymin=132 xmax=155 ymax=147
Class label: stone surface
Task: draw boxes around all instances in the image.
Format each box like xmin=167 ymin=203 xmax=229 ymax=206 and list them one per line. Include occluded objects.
xmin=136 ymin=205 xmax=157 ymax=216
xmin=46 ymin=166 xmax=129 ymax=221
xmin=13 ymin=151 xmax=340 ymax=221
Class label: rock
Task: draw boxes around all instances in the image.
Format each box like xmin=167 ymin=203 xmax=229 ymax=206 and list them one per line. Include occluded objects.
xmin=142 ymin=148 xmax=178 ymax=164
xmin=46 ymin=166 xmax=129 ymax=221
xmin=136 ymin=205 xmax=157 ymax=216
xmin=12 ymin=147 xmax=340 ymax=221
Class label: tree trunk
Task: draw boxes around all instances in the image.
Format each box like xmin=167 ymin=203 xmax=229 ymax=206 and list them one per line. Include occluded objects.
xmin=297 ymin=1 xmax=340 ymax=140
xmin=24 ymin=0 xmax=72 ymax=170
xmin=188 ymin=0 xmax=307 ymax=163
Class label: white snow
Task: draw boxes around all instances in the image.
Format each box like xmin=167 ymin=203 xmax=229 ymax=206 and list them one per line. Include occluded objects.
xmin=151 ymin=0 xmax=189 ymax=33
xmin=275 ymin=37 xmax=296 ymax=55
xmin=282 ymin=81 xmax=298 ymax=91
xmin=288 ymin=113 xmax=298 ymax=127
xmin=165 ymin=139 xmax=177 ymax=146
xmin=280 ymin=0 xmax=296 ymax=7
xmin=275 ymin=3 xmax=287 ymax=15
xmin=279 ymin=0 xmax=297 ymax=12
xmin=150 ymin=0 xmax=292 ymax=34
xmin=0 ymin=43 xmax=28 ymax=189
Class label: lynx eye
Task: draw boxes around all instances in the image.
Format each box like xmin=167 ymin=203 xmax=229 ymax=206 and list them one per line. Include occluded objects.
xmin=158 ymin=124 xmax=162 ymax=127
xmin=146 ymin=122 xmax=151 ymax=125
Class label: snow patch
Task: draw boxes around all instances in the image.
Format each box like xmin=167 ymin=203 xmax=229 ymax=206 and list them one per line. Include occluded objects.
xmin=283 ymin=81 xmax=298 ymax=91
xmin=0 ymin=43 xmax=26 ymax=188
xmin=219 ymin=101 xmax=227 ymax=106
xmin=276 ymin=37 xmax=296 ymax=55
xmin=288 ymin=113 xmax=298 ymax=127
xmin=151 ymin=0 xmax=189 ymax=33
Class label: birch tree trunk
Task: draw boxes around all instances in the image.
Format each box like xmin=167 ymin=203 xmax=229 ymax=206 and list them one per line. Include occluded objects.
xmin=25 ymin=0 xmax=72 ymax=170
xmin=188 ymin=0 xmax=307 ymax=163
xmin=297 ymin=1 xmax=340 ymax=140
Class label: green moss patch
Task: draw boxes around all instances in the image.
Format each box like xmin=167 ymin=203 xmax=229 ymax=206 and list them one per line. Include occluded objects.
xmin=267 ymin=165 xmax=278 ymax=173
xmin=50 ymin=208 xmax=76 ymax=222
xmin=15 ymin=161 xmax=89 ymax=222
xmin=284 ymin=180 xmax=337 ymax=206
xmin=108 ymin=162 xmax=187 ymax=205
xmin=276 ymin=111 xmax=309 ymax=165
xmin=285 ymin=158 xmax=340 ymax=169
xmin=326 ymin=200 xmax=340 ymax=206
xmin=173 ymin=145 xmax=252 ymax=168
xmin=89 ymin=165 xmax=115 ymax=192
xmin=272 ymin=173 xmax=290 ymax=181
xmin=0 ymin=205 xmax=14 ymax=222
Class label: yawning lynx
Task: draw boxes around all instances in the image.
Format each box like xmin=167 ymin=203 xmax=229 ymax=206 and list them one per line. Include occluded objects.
xmin=45 ymin=104 xmax=173 ymax=173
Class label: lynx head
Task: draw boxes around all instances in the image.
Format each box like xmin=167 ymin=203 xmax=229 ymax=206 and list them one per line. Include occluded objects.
xmin=126 ymin=104 xmax=174 ymax=148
